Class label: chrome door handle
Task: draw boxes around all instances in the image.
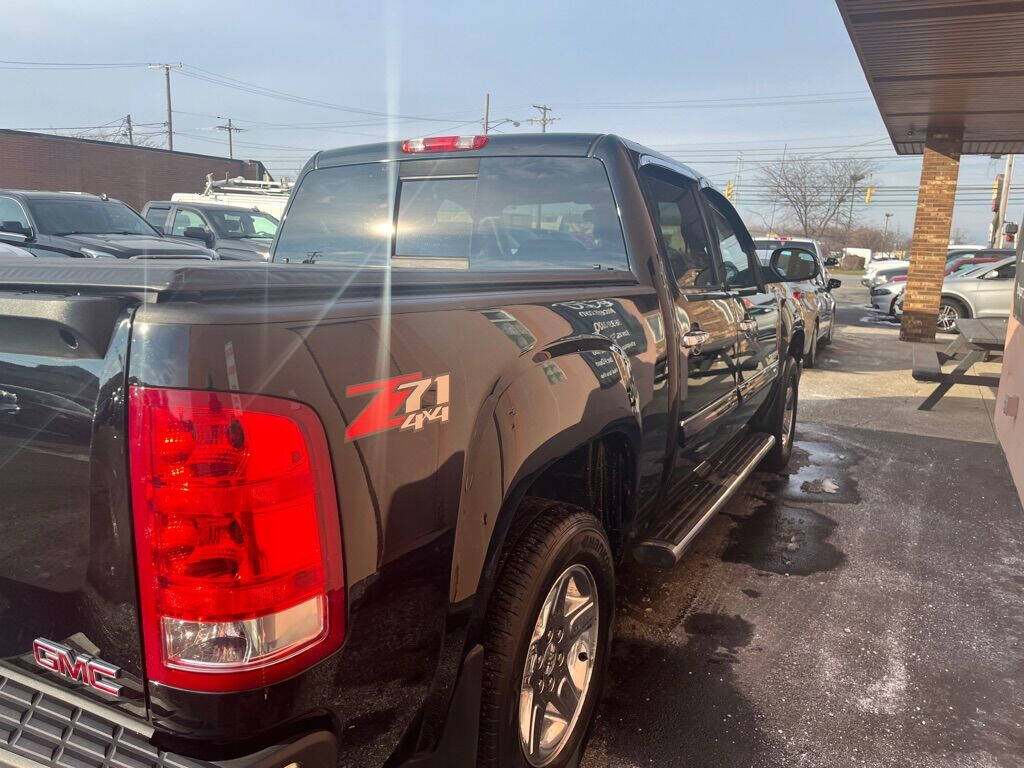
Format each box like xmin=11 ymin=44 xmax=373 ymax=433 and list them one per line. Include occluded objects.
xmin=0 ymin=390 xmax=18 ymax=414
xmin=681 ymin=330 xmax=711 ymax=349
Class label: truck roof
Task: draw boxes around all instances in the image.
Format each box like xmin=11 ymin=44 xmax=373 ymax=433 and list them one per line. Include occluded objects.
xmin=313 ymin=133 xmax=705 ymax=182
xmin=0 ymin=189 xmax=112 ymax=201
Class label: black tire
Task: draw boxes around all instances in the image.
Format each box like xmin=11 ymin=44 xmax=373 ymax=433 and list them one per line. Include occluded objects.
xmin=803 ymin=323 xmax=819 ymax=368
xmin=821 ymin=311 xmax=835 ymax=345
xmin=937 ymin=298 xmax=966 ymax=334
xmin=761 ymin=355 xmax=799 ymax=471
xmin=479 ymin=500 xmax=615 ymax=768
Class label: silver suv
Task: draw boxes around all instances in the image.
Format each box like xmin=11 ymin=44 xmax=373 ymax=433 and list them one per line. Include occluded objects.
xmin=895 ymin=256 xmax=1018 ymax=331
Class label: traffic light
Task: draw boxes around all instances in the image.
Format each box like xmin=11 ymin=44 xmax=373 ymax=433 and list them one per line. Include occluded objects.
xmin=725 ymin=181 xmax=735 ymax=199
xmin=864 ymin=186 xmax=875 ymax=204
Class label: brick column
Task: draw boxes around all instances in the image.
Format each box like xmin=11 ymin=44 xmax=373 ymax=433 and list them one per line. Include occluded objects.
xmin=900 ymin=129 xmax=963 ymax=342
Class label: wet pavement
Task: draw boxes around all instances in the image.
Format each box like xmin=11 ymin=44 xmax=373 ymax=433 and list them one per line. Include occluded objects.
xmin=582 ymin=285 xmax=1024 ymax=768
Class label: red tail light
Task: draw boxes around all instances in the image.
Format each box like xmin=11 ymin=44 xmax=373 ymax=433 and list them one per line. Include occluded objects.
xmin=401 ymin=135 xmax=488 ymax=153
xmin=129 ymin=386 xmax=344 ymax=692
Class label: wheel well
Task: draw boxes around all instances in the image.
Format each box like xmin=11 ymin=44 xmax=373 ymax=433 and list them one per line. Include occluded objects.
xmin=524 ymin=434 xmax=633 ymax=560
xmin=940 ymin=294 xmax=971 ymax=318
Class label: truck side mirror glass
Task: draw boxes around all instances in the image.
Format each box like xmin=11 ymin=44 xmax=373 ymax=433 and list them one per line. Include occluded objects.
xmin=827 ymin=278 xmax=842 ymax=291
xmin=765 ymin=247 xmax=819 ymax=283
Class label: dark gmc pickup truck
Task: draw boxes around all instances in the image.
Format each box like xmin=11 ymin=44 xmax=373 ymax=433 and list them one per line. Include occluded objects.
xmin=0 ymin=134 xmax=817 ymax=768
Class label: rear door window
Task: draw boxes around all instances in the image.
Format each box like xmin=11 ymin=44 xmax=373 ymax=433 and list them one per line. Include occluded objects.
xmin=273 ymin=157 xmax=629 ymax=272
xmin=145 ymin=206 xmax=170 ymax=229
xmin=639 ymin=167 xmax=718 ymax=290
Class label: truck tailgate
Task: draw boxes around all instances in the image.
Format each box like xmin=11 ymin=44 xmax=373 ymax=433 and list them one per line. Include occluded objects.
xmin=0 ymin=292 xmax=147 ymax=719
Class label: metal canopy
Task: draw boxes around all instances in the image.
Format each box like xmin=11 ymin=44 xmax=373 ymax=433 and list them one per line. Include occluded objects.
xmin=836 ymin=0 xmax=1024 ymax=154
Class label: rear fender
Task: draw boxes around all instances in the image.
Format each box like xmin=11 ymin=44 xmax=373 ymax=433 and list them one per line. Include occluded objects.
xmin=449 ymin=335 xmax=641 ymax=608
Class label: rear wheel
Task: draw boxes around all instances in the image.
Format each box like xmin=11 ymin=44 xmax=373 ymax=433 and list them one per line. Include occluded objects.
xmin=480 ymin=501 xmax=614 ymax=768
xmin=937 ymin=299 xmax=965 ymax=333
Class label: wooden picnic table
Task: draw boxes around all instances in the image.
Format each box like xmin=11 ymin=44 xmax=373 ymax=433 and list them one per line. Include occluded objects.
xmin=912 ymin=317 xmax=1007 ymax=411
xmin=953 ymin=317 xmax=1008 ymax=353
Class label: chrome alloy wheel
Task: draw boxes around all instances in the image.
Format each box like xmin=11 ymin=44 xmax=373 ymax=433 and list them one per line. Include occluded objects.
xmin=518 ymin=564 xmax=599 ymax=766
xmin=937 ymin=303 xmax=959 ymax=332
xmin=781 ymin=376 xmax=796 ymax=451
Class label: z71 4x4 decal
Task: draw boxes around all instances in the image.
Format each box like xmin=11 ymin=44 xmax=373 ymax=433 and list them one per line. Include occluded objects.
xmin=345 ymin=373 xmax=450 ymax=440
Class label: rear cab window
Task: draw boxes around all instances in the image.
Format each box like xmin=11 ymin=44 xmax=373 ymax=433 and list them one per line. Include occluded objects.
xmin=273 ymin=156 xmax=629 ymax=272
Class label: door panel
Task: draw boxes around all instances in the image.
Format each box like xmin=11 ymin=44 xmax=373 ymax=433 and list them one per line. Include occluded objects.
xmin=638 ymin=168 xmax=742 ymax=499
xmin=972 ymin=262 xmax=1016 ymax=316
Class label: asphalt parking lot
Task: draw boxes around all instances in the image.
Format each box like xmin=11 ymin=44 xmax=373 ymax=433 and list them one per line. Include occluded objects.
xmin=583 ymin=284 xmax=1024 ymax=768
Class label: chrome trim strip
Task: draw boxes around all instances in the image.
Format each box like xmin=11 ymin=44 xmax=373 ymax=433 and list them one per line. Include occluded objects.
xmin=680 ymin=391 xmax=739 ymax=435
xmin=738 ymin=362 xmax=779 ymax=398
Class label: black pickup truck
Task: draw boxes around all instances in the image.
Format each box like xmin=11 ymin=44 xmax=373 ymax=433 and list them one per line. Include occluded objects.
xmin=0 ymin=133 xmax=817 ymax=768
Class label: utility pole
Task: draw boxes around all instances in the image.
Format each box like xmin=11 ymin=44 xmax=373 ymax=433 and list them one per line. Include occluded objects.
xmin=482 ymin=92 xmax=490 ymax=135
xmin=883 ymin=212 xmax=892 ymax=253
xmin=768 ymin=143 xmax=787 ymax=234
xmin=149 ymin=63 xmax=182 ymax=151
xmin=125 ymin=114 xmax=134 ymax=146
xmin=733 ymin=152 xmax=744 ymax=206
xmin=216 ymin=117 xmax=244 ymax=159
xmin=848 ymin=173 xmax=867 ymax=231
xmin=528 ymin=104 xmax=558 ymax=133
xmin=996 ymin=154 xmax=1015 ymax=246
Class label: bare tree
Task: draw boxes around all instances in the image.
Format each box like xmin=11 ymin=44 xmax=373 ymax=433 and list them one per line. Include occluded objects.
xmin=758 ymin=156 xmax=878 ymax=238
xmin=63 ymin=119 xmax=162 ymax=148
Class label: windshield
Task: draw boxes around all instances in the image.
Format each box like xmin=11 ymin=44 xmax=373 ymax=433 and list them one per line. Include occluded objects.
xmin=206 ymin=209 xmax=279 ymax=239
xmin=273 ymin=156 xmax=629 ymax=271
xmin=27 ymin=198 xmax=157 ymax=236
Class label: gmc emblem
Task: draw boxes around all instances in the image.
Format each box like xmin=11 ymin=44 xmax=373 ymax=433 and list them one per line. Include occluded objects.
xmin=33 ymin=638 xmax=123 ymax=697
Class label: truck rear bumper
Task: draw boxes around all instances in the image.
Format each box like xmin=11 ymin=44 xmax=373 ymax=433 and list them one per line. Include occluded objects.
xmin=0 ymin=663 xmax=337 ymax=768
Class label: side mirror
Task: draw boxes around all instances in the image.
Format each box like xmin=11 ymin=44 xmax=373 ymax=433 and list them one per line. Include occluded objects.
xmin=765 ymin=246 xmax=820 ymax=283
xmin=827 ymin=278 xmax=842 ymax=291
xmin=824 ymin=257 xmax=839 ymax=267
xmin=183 ymin=226 xmax=215 ymax=248
xmin=0 ymin=221 xmax=33 ymax=244
xmin=1005 ymin=222 xmax=1019 ymax=236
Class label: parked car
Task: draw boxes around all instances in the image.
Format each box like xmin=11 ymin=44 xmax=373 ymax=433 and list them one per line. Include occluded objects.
xmin=893 ymin=256 xmax=1018 ymax=330
xmin=142 ymin=200 xmax=278 ymax=261
xmin=870 ymin=280 xmax=905 ymax=315
xmin=863 ymin=263 xmax=908 ymax=287
xmin=0 ymin=190 xmax=217 ymax=260
xmin=935 ymin=255 xmax=1018 ymax=331
xmin=0 ymin=133 xmax=818 ymax=768
xmin=754 ymin=238 xmax=840 ymax=366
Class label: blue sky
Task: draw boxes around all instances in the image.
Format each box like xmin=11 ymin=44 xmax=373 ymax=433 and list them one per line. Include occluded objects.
xmin=1 ymin=0 xmax=1016 ymax=243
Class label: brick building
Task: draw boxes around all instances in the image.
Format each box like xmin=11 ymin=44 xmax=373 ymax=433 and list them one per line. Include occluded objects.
xmin=0 ymin=129 xmax=269 ymax=211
